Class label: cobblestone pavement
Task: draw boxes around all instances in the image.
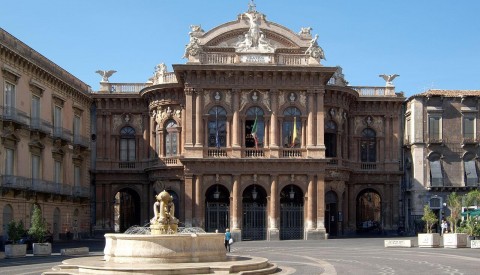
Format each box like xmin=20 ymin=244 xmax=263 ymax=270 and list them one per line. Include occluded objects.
xmin=1 ymin=237 xmax=480 ymax=274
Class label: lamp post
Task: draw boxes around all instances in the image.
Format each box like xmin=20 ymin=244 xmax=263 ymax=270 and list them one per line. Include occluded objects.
xmin=252 ymin=185 xmax=257 ymax=200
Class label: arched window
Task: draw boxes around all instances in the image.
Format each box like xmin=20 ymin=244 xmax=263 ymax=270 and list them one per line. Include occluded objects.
xmin=245 ymin=107 xmax=264 ymax=148
xmin=282 ymin=107 xmax=302 ymax=148
xmin=325 ymin=120 xmax=337 ymax=157
xmin=165 ymin=120 xmax=178 ymax=156
xmin=360 ymin=128 xmax=376 ymax=162
xmin=208 ymin=106 xmax=227 ymax=148
xmin=120 ymin=126 xmax=136 ymax=161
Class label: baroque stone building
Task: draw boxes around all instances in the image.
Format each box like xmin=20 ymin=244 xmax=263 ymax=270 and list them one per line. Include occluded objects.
xmin=91 ymin=7 xmax=404 ymax=240
xmin=0 ymin=29 xmax=92 ymax=241
xmin=403 ymin=90 xmax=480 ymax=233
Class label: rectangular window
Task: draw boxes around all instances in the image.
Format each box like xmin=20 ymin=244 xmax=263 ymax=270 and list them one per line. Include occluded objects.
xmin=463 ymin=116 xmax=475 ymax=140
xmin=428 ymin=116 xmax=441 ymax=141
xmin=5 ymin=148 xmax=14 ymax=175
xmin=54 ymin=105 xmax=62 ymax=137
xmin=54 ymin=160 xmax=62 ymax=184
xmin=405 ymin=118 xmax=411 ymax=143
xmin=73 ymin=115 xmax=81 ymax=143
xmin=74 ymin=165 xmax=81 ymax=186
xmin=465 ymin=160 xmax=478 ymax=186
xmin=429 ymin=160 xmax=443 ymax=187
xmin=31 ymin=154 xmax=40 ymax=179
xmin=31 ymin=95 xmax=41 ymax=129
xmin=4 ymin=82 xmax=16 ymax=116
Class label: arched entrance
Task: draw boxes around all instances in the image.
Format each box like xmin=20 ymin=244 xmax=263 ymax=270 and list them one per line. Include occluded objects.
xmin=53 ymin=207 xmax=61 ymax=240
xmin=325 ymin=191 xmax=338 ymax=237
xmin=242 ymin=184 xmax=267 ymax=241
xmin=3 ymin=204 xmax=13 ymax=240
xmin=280 ymin=184 xmax=304 ymax=240
xmin=113 ymin=188 xmax=141 ymax=232
xmin=356 ymin=189 xmax=381 ymax=233
xmin=205 ymin=184 xmax=230 ymax=233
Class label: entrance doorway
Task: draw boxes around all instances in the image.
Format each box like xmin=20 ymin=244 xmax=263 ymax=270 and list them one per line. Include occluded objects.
xmin=113 ymin=188 xmax=141 ymax=232
xmin=242 ymin=184 xmax=267 ymax=241
xmin=205 ymin=184 xmax=230 ymax=233
xmin=280 ymin=184 xmax=303 ymax=240
xmin=356 ymin=189 xmax=381 ymax=234
xmin=325 ymin=191 xmax=338 ymax=237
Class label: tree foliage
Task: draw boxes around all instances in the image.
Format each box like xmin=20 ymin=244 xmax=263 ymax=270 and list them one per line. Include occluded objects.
xmin=28 ymin=204 xmax=47 ymax=243
xmin=421 ymin=204 xmax=438 ymax=233
xmin=7 ymin=220 xmax=25 ymax=244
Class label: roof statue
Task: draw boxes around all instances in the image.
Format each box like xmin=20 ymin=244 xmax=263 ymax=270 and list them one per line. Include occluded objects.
xmin=235 ymin=7 xmax=275 ymax=53
xmin=305 ymin=34 xmax=326 ymax=61
xmin=299 ymin=27 xmax=313 ymax=35
xmin=248 ymin=0 xmax=257 ymax=13
xmin=183 ymin=35 xmax=201 ymax=59
xmin=95 ymin=70 xmax=117 ymax=83
xmin=379 ymin=74 xmax=400 ymax=87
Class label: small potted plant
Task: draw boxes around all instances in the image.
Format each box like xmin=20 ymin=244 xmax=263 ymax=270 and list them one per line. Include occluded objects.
xmin=443 ymin=192 xmax=468 ymax=248
xmin=418 ymin=204 xmax=440 ymax=248
xmin=5 ymin=220 xmax=27 ymax=258
xmin=28 ymin=204 xmax=51 ymax=256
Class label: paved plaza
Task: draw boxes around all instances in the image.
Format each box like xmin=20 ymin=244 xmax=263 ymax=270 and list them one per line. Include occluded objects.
xmin=1 ymin=237 xmax=480 ymax=275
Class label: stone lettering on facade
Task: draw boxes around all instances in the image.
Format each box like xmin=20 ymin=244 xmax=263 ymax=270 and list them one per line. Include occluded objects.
xmin=240 ymin=54 xmax=271 ymax=64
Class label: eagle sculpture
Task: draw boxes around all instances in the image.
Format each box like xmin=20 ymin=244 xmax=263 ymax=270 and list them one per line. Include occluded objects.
xmin=379 ymin=74 xmax=399 ymax=86
xmin=95 ymin=70 xmax=117 ymax=82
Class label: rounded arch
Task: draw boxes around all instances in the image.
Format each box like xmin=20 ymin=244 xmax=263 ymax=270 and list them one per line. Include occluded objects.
xmin=279 ymin=184 xmax=304 ymax=240
xmin=282 ymin=107 xmax=302 ymax=148
xmin=360 ymin=127 xmax=376 ymax=162
xmin=280 ymin=184 xmax=303 ymax=204
xmin=356 ymin=189 xmax=382 ymax=233
xmin=208 ymin=106 xmax=228 ymax=148
xmin=242 ymin=184 xmax=267 ymax=241
xmin=245 ymin=106 xmax=265 ymax=148
xmin=205 ymin=184 xmax=230 ymax=233
xmin=164 ymin=119 xmax=180 ymax=156
xmin=120 ymin=126 xmax=136 ymax=162
xmin=3 ymin=204 xmax=14 ymax=240
xmin=114 ymin=187 xmax=141 ymax=232
xmin=53 ymin=207 xmax=61 ymax=240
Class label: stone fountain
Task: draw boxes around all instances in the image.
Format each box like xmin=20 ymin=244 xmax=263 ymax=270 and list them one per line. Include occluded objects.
xmin=45 ymin=190 xmax=278 ymax=274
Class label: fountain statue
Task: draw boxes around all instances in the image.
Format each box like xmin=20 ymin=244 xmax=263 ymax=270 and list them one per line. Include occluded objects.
xmin=150 ymin=190 xmax=179 ymax=234
xmin=44 ymin=190 xmax=278 ymax=274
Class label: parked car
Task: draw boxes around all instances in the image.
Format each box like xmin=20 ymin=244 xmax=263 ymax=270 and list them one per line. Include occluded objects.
xmin=19 ymin=233 xmax=53 ymax=250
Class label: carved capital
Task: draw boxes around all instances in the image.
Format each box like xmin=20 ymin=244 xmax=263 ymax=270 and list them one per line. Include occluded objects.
xmin=185 ymin=87 xmax=195 ymax=96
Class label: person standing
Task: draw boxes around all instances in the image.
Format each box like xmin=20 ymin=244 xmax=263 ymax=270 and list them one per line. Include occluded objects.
xmin=224 ymin=228 xmax=232 ymax=252
xmin=441 ymin=219 xmax=448 ymax=235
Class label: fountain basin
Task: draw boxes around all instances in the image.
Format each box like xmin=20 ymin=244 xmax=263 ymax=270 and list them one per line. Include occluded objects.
xmin=103 ymin=233 xmax=226 ymax=263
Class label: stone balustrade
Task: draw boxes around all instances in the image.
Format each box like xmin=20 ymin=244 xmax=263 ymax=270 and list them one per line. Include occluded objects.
xmin=351 ymin=86 xmax=396 ymax=97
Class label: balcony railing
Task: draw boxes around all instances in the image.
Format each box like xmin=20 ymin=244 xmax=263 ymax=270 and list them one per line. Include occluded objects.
xmin=53 ymin=127 xmax=73 ymax=142
xmin=73 ymin=134 xmax=90 ymax=148
xmin=102 ymin=83 xmax=148 ymax=93
xmin=30 ymin=117 xmax=53 ymax=134
xmin=0 ymin=175 xmax=89 ymax=198
xmin=350 ymin=86 xmax=396 ymax=97
xmin=207 ymin=148 xmax=228 ymax=158
xmin=245 ymin=148 xmax=265 ymax=158
xmin=281 ymin=149 xmax=303 ymax=158
xmin=0 ymin=106 xmax=30 ymax=125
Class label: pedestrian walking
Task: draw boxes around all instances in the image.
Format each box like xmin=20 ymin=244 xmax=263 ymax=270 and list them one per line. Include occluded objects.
xmin=225 ymin=228 xmax=232 ymax=252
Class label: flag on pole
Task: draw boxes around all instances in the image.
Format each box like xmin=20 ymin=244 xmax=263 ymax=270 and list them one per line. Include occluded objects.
xmin=251 ymin=115 xmax=258 ymax=149
xmin=291 ymin=117 xmax=297 ymax=148
xmin=215 ymin=109 xmax=220 ymax=148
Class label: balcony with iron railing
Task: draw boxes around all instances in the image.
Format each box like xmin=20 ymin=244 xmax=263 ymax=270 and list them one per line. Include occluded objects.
xmin=0 ymin=106 xmax=30 ymax=126
xmin=73 ymin=134 xmax=90 ymax=148
xmin=53 ymin=127 xmax=73 ymax=142
xmin=0 ymin=175 xmax=89 ymax=198
xmin=30 ymin=117 xmax=53 ymax=134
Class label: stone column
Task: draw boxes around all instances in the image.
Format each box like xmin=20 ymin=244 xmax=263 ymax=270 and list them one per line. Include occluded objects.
xmin=232 ymin=89 xmax=240 ymax=148
xmin=149 ymin=112 xmax=156 ymax=158
xmin=194 ymin=175 xmax=204 ymax=228
xmin=184 ymin=174 xmax=194 ymax=227
xmin=307 ymin=91 xmax=315 ymax=147
xmin=184 ymin=88 xmax=194 ymax=148
xmin=97 ymin=109 xmax=104 ymax=159
xmin=195 ymin=89 xmax=204 ymax=148
xmin=316 ymin=174 xmax=326 ymax=238
xmin=181 ymin=105 xmax=186 ymax=154
xmin=268 ymin=174 xmax=279 ymax=240
xmin=385 ymin=115 xmax=391 ymax=161
xmin=306 ymin=174 xmax=319 ymax=240
xmin=316 ymin=89 xmax=325 ymax=157
xmin=231 ymin=175 xmax=242 ymax=241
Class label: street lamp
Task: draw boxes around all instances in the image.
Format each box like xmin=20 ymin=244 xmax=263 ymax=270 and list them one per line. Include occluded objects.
xmin=252 ymin=185 xmax=258 ymax=200
xmin=213 ymin=185 xmax=220 ymax=200
xmin=289 ymin=185 xmax=295 ymax=199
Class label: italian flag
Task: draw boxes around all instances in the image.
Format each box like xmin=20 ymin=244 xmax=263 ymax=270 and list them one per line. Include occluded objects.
xmin=291 ymin=117 xmax=297 ymax=148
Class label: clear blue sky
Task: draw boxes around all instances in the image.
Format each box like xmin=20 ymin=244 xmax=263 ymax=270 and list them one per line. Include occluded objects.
xmin=1 ymin=0 xmax=479 ymax=96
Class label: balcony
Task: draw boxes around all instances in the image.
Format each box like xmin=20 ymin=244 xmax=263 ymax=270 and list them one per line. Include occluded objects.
xmin=244 ymin=148 xmax=266 ymax=158
xmin=427 ymin=137 xmax=444 ymax=146
xmin=53 ymin=127 xmax=73 ymax=143
xmin=0 ymin=175 xmax=89 ymax=198
xmin=73 ymin=134 xmax=90 ymax=148
xmin=0 ymin=106 xmax=30 ymax=126
xmin=350 ymin=86 xmax=396 ymax=97
xmin=30 ymin=117 xmax=53 ymax=135
xmin=281 ymin=148 xmax=303 ymax=158
xmin=462 ymin=137 xmax=478 ymax=147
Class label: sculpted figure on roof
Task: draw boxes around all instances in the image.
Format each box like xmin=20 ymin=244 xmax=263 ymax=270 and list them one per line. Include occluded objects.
xmin=305 ymin=34 xmax=326 ymax=60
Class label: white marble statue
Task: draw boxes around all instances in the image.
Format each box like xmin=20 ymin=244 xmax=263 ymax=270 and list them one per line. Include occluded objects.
xmin=305 ymin=34 xmax=326 ymax=60
xmin=299 ymin=27 xmax=313 ymax=35
xmin=379 ymin=74 xmax=400 ymax=87
xmin=183 ymin=36 xmax=201 ymax=58
xmin=95 ymin=70 xmax=117 ymax=83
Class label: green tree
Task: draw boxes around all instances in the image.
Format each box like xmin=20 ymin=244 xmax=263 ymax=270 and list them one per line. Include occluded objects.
xmin=446 ymin=192 xmax=462 ymax=233
xmin=7 ymin=220 xmax=25 ymax=244
xmin=28 ymin=204 xmax=47 ymax=243
xmin=421 ymin=204 xmax=438 ymax=233
xmin=461 ymin=190 xmax=480 ymax=236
